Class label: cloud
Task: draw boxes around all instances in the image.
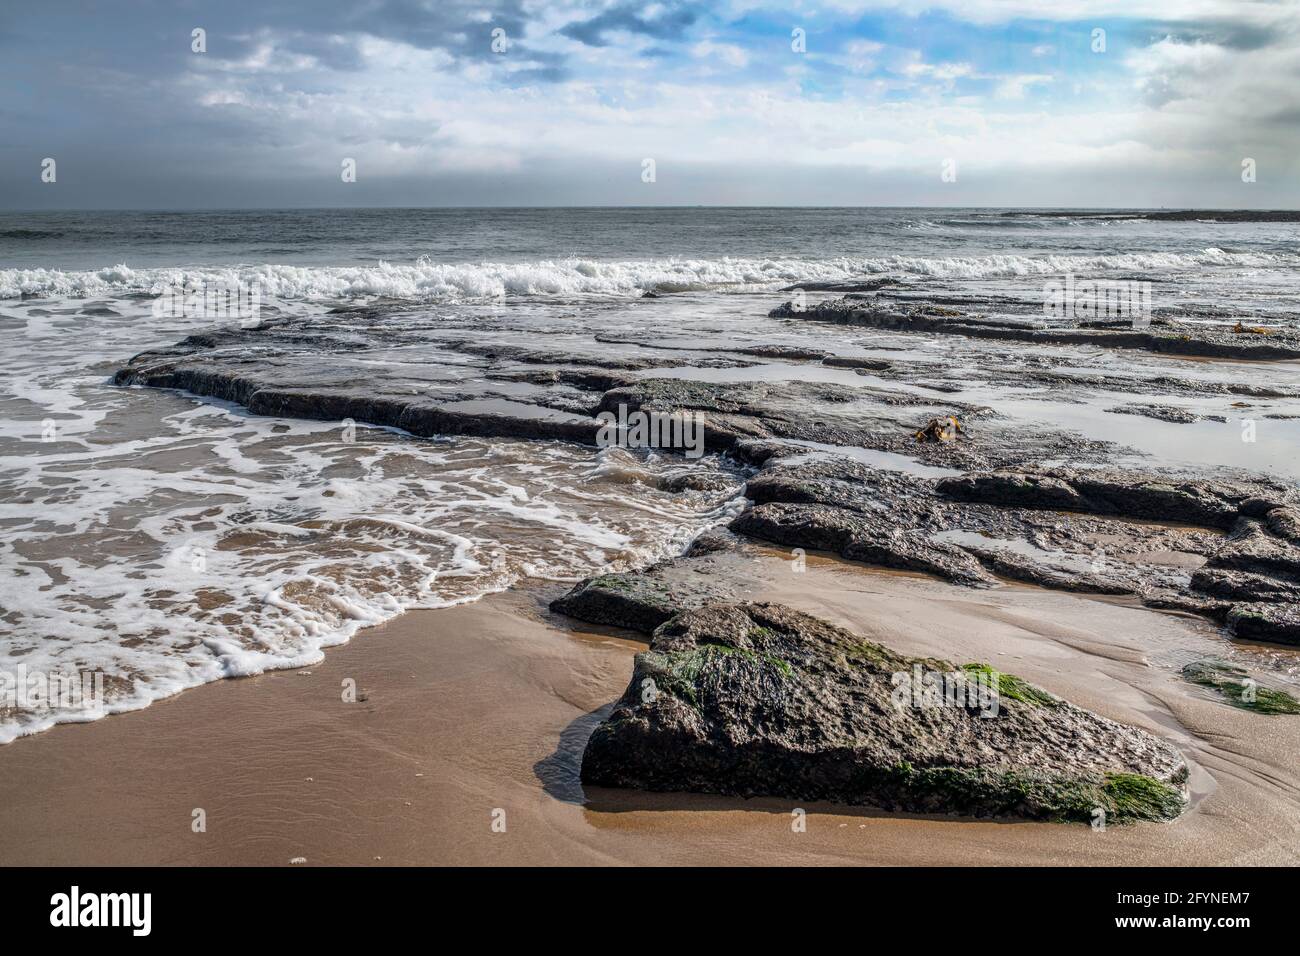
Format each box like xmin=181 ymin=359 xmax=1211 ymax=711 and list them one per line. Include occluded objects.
xmin=996 ymin=73 xmax=1054 ymax=99
xmin=560 ymin=1 xmax=701 ymax=46
xmin=1124 ymin=29 xmax=1300 ymax=135
xmin=1127 ymin=37 xmax=1231 ymax=107
xmin=691 ymin=40 xmax=750 ymax=67
xmin=903 ymin=60 xmax=974 ymax=80
xmin=1 ymin=0 xmax=1297 ymax=208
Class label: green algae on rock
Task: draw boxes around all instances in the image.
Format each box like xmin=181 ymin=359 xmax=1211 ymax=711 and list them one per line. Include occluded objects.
xmin=581 ymin=601 xmax=1188 ymax=823
xmin=1181 ymin=661 xmax=1300 ymax=715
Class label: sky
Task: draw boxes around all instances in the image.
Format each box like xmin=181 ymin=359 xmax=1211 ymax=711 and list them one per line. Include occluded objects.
xmin=1 ymin=0 xmax=1298 ymax=208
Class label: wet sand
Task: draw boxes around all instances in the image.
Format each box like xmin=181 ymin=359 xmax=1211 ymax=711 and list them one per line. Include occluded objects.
xmin=2 ymin=548 xmax=1297 ymax=866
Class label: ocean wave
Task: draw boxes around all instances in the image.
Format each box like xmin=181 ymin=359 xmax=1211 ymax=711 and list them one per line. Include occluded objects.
xmin=934 ymin=217 xmax=1049 ymax=229
xmin=1 ymin=248 xmax=1294 ymax=301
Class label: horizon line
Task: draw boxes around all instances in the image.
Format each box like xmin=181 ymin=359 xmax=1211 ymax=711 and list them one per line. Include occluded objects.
xmin=3 ymin=204 xmax=1298 ymax=214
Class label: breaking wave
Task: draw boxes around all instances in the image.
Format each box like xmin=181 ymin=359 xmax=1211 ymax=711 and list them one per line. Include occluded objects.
xmin=2 ymin=247 xmax=1293 ymax=302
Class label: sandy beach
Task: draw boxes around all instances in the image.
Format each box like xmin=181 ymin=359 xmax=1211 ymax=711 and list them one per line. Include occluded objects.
xmin=3 ymin=546 xmax=1296 ymax=866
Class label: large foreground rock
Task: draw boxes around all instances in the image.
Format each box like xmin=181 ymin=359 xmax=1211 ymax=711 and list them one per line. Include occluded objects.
xmin=582 ymin=602 xmax=1189 ymax=823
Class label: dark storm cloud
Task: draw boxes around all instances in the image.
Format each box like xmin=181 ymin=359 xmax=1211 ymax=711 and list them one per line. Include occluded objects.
xmin=560 ymin=1 xmax=701 ymax=46
xmin=314 ymin=0 xmax=541 ymax=64
xmin=1169 ymin=18 xmax=1284 ymax=50
xmin=0 ymin=0 xmax=561 ymax=80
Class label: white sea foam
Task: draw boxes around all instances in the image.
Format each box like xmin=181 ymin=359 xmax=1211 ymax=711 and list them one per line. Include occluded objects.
xmin=1 ymin=248 xmax=1292 ymax=302
xmin=0 ymin=412 xmax=744 ymax=741
xmin=0 ymin=296 xmax=745 ymax=742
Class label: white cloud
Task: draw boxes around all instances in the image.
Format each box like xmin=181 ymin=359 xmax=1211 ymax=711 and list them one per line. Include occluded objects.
xmin=996 ymin=73 xmax=1053 ymax=99
xmin=1125 ymin=37 xmax=1230 ymax=105
xmin=846 ymin=40 xmax=884 ymax=55
xmin=690 ymin=40 xmax=750 ymax=67
xmin=198 ymin=41 xmax=320 ymax=75
xmin=902 ymin=60 xmax=974 ymax=80
xmin=841 ymin=39 xmax=884 ymax=73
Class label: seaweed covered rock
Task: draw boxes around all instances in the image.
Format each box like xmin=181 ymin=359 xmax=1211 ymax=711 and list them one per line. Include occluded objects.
xmin=582 ymin=602 xmax=1188 ymax=823
xmin=1181 ymin=660 xmax=1300 ymax=715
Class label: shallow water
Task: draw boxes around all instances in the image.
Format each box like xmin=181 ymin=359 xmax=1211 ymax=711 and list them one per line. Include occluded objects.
xmin=0 ymin=293 xmax=745 ymax=740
